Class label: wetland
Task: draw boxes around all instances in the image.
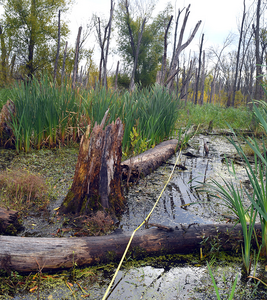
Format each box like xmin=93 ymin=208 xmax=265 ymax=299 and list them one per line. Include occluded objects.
xmin=1 ymin=131 xmax=267 ymax=299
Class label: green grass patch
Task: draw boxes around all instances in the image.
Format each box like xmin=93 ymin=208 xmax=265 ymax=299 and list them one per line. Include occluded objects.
xmin=177 ymin=102 xmax=252 ymax=130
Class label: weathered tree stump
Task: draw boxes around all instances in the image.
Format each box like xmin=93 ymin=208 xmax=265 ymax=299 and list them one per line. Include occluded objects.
xmin=60 ymin=111 xmax=124 ymax=215
xmin=0 ymin=99 xmax=15 ymax=147
xmin=0 ymin=207 xmax=23 ymax=235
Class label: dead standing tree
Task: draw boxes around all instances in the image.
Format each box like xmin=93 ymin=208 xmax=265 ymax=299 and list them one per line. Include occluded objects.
xmin=72 ymin=26 xmax=82 ymax=89
xmin=60 ymin=110 xmax=125 ymax=216
xmin=194 ymin=33 xmax=204 ymax=104
xmin=129 ymin=17 xmax=146 ymax=92
xmin=95 ymin=0 xmax=114 ymax=88
xmin=164 ymin=5 xmax=201 ymax=89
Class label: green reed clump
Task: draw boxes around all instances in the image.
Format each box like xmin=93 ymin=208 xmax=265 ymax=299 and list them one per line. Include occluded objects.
xmin=120 ymin=85 xmax=180 ymax=155
xmin=201 ymin=169 xmax=256 ymax=275
xmin=9 ymin=75 xmax=79 ymax=152
xmin=4 ymin=76 xmax=180 ymax=156
xmin=228 ymin=101 xmax=267 ymax=257
xmin=200 ymin=98 xmax=267 ymax=275
xmin=82 ymin=84 xmax=180 ymax=156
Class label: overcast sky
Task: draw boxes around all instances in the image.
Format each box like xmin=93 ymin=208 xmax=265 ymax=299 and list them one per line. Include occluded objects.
xmin=67 ymin=0 xmax=256 ymax=69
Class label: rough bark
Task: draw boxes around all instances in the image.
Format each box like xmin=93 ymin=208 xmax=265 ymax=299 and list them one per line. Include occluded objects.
xmin=0 ymin=223 xmax=261 ymax=273
xmin=121 ymin=139 xmax=178 ymax=183
xmin=0 ymin=208 xmax=22 ymax=235
xmin=0 ymin=99 xmax=15 ymax=146
xmin=60 ymin=111 xmax=124 ymax=215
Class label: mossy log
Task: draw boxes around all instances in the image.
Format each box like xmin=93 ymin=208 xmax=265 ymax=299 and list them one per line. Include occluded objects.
xmin=59 ymin=111 xmax=124 ymax=215
xmin=121 ymin=139 xmax=179 ymax=183
xmin=0 ymin=223 xmax=262 ymax=273
xmin=0 ymin=207 xmax=22 ymax=235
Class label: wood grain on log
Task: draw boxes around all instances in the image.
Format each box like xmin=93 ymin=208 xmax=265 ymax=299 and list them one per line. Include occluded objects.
xmin=121 ymin=139 xmax=178 ymax=183
xmin=0 ymin=223 xmax=261 ymax=273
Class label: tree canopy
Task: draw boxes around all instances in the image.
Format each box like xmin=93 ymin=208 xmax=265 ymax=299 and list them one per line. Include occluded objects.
xmin=115 ymin=0 xmax=172 ymax=87
xmin=1 ymin=0 xmax=72 ymax=79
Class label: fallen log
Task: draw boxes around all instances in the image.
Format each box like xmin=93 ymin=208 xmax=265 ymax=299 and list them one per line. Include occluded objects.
xmin=0 ymin=207 xmax=22 ymax=235
xmin=121 ymin=139 xmax=178 ymax=183
xmin=0 ymin=223 xmax=261 ymax=273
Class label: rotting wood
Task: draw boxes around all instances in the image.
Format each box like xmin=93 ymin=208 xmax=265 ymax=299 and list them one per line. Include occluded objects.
xmin=0 ymin=223 xmax=262 ymax=273
xmin=0 ymin=207 xmax=22 ymax=235
xmin=121 ymin=139 xmax=179 ymax=183
xmin=59 ymin=111 xmax=124 ymax=215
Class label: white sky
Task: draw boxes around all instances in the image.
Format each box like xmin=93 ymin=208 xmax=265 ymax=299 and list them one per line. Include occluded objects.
xmin=67 ymin=0 xmax=256 ymax=69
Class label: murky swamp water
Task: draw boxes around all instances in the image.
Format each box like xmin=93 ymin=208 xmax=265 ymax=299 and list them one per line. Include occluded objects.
xmin=2 ymin=133 xmax=267 ymax=299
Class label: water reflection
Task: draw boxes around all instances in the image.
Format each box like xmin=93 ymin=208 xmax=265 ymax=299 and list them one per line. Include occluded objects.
xmin=119 ymin=134 xmax=247 ymax=231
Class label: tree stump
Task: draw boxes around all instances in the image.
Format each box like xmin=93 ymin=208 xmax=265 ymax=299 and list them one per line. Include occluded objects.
xmin=60 ymin=111 xmax=124 ymax=215
xmin=0 ymin=99 xmax=15 ymax=147
xmin=0 ymin=207 xmax=23 ymax=235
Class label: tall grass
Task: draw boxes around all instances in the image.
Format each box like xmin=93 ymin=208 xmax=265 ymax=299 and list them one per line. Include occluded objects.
xmin=81 ymin=84 xmax=181 ymax=156
xmin=227 ymin=101 xmax=267 ymax=257
xmin=9 ymin=75 xmax=78 ymax=152
xmin=177 ymin=102 xmax=252 ymax=130
xmin=5 ymin=77 xmax=180 ymax=156
xmin=200 ymin=98 xmax=267 ymax=274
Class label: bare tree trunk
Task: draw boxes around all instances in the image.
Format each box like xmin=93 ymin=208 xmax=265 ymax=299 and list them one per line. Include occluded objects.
xmin=253 ymin=0 xmax=262 ymax=100
xmin=0 ymin=25 xmax=7 ymax=83
xmin=10 ymin=54 xmax=16 ymax=78
xmin=129 ymin=18 xmax=146 ymax=92
xmin=53 ymin=10 xmax=61 ymax=82
xmin=72 ymin=26 xmax=82 ymax=89
xmin=232 ymin=0 xmax=246 ymax=106
xmin=160 ymin=15 xmax=173 ymax=85
xmin=200 ymin=50 xmax=205 ymax=105
xmin=97 ymin=17 xmax=104 ymax=84
xmin=61 ymin=41 xmax=68 ymax=85
xmin=115 ymin=60 xmax=120 ymax=90
xmin=194 ymin=33 xmax=204 ymax=104
xmin=170 ymin=8 xmax=184 ymax=71
xmin=103 ymin=0 xmax=114 ymax=88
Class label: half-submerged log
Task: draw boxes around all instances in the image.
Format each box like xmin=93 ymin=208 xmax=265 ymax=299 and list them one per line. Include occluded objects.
xmin=121 ymin=139 xmax=178 ymax=183
xmin=0 ymin=223 xmax=261 ymax=273
xmin=0 ymin=207 xmax=22 ymax=235
xmin=60 ymin=111 xmax=124 ymax=215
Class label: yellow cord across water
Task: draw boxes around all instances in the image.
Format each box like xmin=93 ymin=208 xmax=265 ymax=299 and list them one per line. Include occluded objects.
xmin=101 ymin=147 xmax=182 ymax=300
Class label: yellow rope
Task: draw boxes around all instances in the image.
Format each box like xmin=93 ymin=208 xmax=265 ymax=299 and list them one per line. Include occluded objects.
xmin=101 ymin=146 xmax=183 ymax=300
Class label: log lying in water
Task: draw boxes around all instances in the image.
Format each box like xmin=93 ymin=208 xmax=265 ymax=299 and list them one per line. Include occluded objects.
xmin=0 ymin=223 xmax=261 ymax=273
xmin=121 ymin=139 xmax=179 ymax=183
